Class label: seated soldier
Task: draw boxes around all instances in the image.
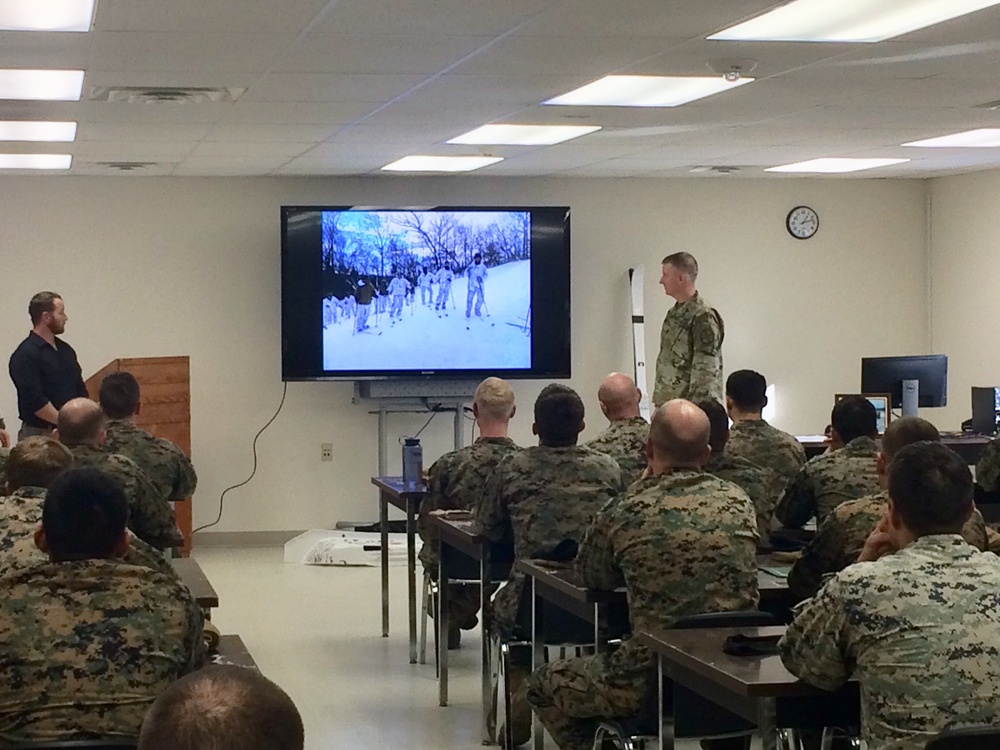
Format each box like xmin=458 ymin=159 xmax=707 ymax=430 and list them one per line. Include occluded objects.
xmin=724 ymin=369 xmax=806 ymax=497
xmin=0 ymin=445 xmax=7 ymax=482
xmin=527 ymin=400 xmax=759 ymax=750
xmin=585 ymin=372 xmax=649 ymax=486
xmin=417 ymin=376 xmax=520 ymax=649
xmin=780 ymin=442 xmax=1000 ymax=750
xmin=475 ymin=383 xmax=623 ymax=743
xmin=0 ymin=467 xmax=205 ymax=742
xmin=775 ymin=396 xmax=880 ymax=528
xmin=975 ymin=434 xmax=1000 ymax=500
xmin=55 ymin=397 xmax=180 ymax=549
xmin=789 ymin=417 xmax=989 ymax=600
xmin=698 ymin=399 xmax=775 ymax=539
xmin=0 ymin=437 xmax=177 ymax=578
xmin=138 ymin=666 xmax=304 ymax=750
xmin=100 ymin=372 xmax=198 ymax=502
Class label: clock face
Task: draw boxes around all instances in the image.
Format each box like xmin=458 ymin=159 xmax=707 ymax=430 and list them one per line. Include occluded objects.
xmin=786 ymin=205 xmax=819 ymax=240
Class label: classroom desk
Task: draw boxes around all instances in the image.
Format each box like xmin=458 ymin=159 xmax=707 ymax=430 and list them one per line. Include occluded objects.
xmin=756 ymin=556 xmax=796 ymax=621
xmin=371 ymin=476 xmax=426 ymax=664
xmin=213 ymin=634 xmax=258 ymax=670
xmin=639 ymin=625 xmax=859 ymax=750
xmin=801 ymin=433 xmax=990 ymax=464
xmin=432 ymin=515 xmax=512 ymax=744
xmin=172 ymin=557 xmax=220 ymax=612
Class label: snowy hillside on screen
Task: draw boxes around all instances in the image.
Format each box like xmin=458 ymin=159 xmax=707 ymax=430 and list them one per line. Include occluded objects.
xmin=322 ymin=260 xmax=531 ymax=372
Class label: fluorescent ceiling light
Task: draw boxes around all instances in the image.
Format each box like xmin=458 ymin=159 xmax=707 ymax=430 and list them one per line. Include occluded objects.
xmin=709 ymin=0 xmax=1000 ymax=43
xmin=0 ymin=120 xmax=77 ymax=141
xmin=447 ymin=124 xmax=601 ymax=146
xmin=903 ymin=128 xmax=1000 ymax=148
xmin=0 ymin=69 xmax=85 ymax=100
xmin=381 ymin=155 xmax=503 ymax=172
xmin=766 ymin=157 xmax=910 ymax=173
xmin=544 ymin=75 xmax=752 ymax=108
xmin=0 ymin=0 xmax=96 ymax=31
xmin=0 ymin=153 xmax=72 ymax=169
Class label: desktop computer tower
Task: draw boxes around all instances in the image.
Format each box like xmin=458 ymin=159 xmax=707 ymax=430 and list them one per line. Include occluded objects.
xmin=971 ymin=387 xmax=1000 ymax=436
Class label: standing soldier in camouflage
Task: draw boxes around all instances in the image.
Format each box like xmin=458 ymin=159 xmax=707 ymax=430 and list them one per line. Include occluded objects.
xmin=780 ymin=442 xmax=1000 ymax=750
xmin=698 ymin=399 xmax=776 ymax=540
xmin=975 ymin=435 xmax=1000 ymax=497
xmin=775 ymin=396 xmax=881 ymax=529
xmin=0 ymin=437 xmax=176 ymax=578
xmin=788 ymin=417 xmax=988 ymax=600
xmin=652 ymin=253 xmax=724 ymax=406
xmin=0 ymin=468 xmax=205 ymax=743
xmin=417 ymin=377 xmax=520 ymax=649
xmin=99 ymin=372 xmax=198 ymax=504
xmin=586 ymin=373 xmax=649 ymax=486
xmin=465 ymin=253 xmax=488 ymax=318
xmin=476 ymin=383 xmax=623 ymax=744
xmin=527 ymin=400 xmax=759 ymax=750
xmin=55 ymin=398 xmax=181 ymax=550
xmin=724 ymin=370 xmax=806 ymax=498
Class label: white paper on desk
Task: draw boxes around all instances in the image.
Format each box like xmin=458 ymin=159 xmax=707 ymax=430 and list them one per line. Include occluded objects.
xmin=283 ymin=529 xmax=422 ymax=567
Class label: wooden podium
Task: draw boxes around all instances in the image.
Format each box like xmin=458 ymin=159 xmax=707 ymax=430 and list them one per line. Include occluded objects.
xmin=86 ymin=356 xmax=193 ymax=556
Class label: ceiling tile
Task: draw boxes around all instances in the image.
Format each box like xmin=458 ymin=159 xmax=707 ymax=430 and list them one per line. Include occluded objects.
xmin=90 ymin=32 xmax=296 ymax=73
xmin=241 ymin=73 xmax=427 ymax=103
xmin=273 ymin=34 xmax=494 ymax=75
xmin=220 ymin=101 xmax=378 ymax=125
xmin=96 ymin=0 xmax=332 ymax=33
xmin=311 ymin=0 xmax=557 ymax=36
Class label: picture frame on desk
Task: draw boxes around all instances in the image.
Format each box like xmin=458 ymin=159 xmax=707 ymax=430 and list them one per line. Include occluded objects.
xmin=836 ymin=393 xmax=891 ymax=434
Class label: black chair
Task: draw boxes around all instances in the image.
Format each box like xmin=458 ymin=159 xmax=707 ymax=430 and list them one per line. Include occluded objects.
xmin=926 ymin=726 xmax=1000 ymax=749
xmin=8 ymin=741 xmax=138 ymax=749
xmin=593 ymin=610 xmax=779 ymax=750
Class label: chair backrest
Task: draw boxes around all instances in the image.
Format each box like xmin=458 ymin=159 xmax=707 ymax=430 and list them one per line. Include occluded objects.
xmin=926 ymin=726 xmax=1000 ymax=750
xmin=671 ymin=609 xmax=779 ymax=630
xmin=8 ymin=740 xmax=138 ymax=749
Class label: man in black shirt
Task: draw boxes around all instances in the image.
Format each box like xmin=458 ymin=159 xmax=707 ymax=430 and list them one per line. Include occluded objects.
xmin=8 ymin=292 xmax=88 ymax=440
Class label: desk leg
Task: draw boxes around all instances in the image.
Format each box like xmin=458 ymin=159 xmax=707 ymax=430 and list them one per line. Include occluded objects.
xmin=438 ymin=544 xmax=450 ymax=707
xmin=594 ymin=603 xmax=608 ymax=653
xmin=659 ymin=655 xmax=670 ymax=750
xmin=407 ymin=499 xmax=418 ymax=664
xmin=532 ymin=577 xmax=545 ymax=750
xmin=481 ymin=551 xmax=492 ymax=745
xmin=380 ymin=491 xmax=389 ymax=638
xmin=760 ymin=697 xmax=777 ymax=750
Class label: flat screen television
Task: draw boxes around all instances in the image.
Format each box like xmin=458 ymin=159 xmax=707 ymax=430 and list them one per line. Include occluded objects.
xmin=281 ymin=206 xmax=571 ymax=381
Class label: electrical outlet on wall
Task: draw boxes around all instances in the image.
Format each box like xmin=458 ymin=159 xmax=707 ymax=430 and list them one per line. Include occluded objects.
xmin=321 ymin=443 xmax=333 ymax=462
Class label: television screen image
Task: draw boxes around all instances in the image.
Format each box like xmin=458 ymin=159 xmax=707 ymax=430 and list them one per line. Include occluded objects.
xmin=320 ymin=210 xmax=532 ymax=372
xmin=280 ymin=205 xmax=570 ymax=381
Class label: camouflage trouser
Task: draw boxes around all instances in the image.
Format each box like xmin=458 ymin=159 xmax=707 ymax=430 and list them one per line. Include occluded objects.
xmin=527 ymin=653 xmax=646 ymax=750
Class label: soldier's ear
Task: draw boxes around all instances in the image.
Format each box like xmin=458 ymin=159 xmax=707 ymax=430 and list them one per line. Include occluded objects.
xmin=113 ymin=530 xmax=129 ymax=559
xmin=134 ymin=401 xmax=142 ymax=418
xmin=532 ymin=422 xmax=539 ymax=436
xmin=34 ymin=525 xmax=48 ymax=554
xmin=509 ymin=404 xmax=517 ymax=419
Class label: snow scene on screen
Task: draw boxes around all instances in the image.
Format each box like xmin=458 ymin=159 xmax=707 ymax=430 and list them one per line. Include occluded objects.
xmin=321 ymin=210 xmax=532 ymax=372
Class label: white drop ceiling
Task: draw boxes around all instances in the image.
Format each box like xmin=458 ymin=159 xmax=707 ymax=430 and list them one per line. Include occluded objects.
xmin=5 ymin=0 xmax=1000 ymax=177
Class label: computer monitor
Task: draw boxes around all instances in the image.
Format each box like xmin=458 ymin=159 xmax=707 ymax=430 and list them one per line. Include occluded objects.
xmin=971 ymin=387 xmax=1000 ymax=436
xmin=860 ymin=355 xmax=948 ymax=417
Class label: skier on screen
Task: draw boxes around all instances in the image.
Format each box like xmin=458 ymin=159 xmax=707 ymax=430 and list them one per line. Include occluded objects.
xmin=417 ymin=266 xmax=433 ymax=306
xmin=435 ymin=263 xmax=454 ymax=312
xmin=388 ymin=269 xmax=412 ymax=320
xmin=354 ymin=279 xmax=376 ymax=333
xmin=465 ymin=253 xmax=488 ymax=318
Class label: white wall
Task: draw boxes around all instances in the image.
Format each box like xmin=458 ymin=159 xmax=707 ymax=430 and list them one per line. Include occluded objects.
xmin=929 ymin=170 xmax=1000 ymax=429
xmin=0 ymin=175 xmax=928 ymax=533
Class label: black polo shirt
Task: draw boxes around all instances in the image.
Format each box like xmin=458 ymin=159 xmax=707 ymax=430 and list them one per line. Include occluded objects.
xmin=8 ymin=332 xmax=88 ymax=428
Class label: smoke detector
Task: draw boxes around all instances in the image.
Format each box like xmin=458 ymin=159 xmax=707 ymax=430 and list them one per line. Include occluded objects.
xmin=707 ymin=58 xmax=759 ymax=82
xmin=87 ymin=86 xmax=246 ymax=104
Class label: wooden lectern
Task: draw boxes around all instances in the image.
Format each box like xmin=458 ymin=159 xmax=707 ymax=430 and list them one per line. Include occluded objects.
xmin=86 ymin=356 xmax=193 ymax=557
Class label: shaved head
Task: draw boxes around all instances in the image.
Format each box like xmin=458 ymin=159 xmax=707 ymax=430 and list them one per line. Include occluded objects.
xmin=648 ymin=399 xmax=711 ymax=469
xmin=56 ymin=398 xmax=105 ymax=447
xmin=597 ymin=373 xmax=641 ymax=421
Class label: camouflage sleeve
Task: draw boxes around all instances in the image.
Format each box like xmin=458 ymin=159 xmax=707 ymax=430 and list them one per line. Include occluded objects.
xmin=774 ymin=465 xmax=816 ymax=529
xmin=976 ymin=440 xmax=1000 ymax=492
xmin=123 ymin=533 xmax=178 ymax=577
xmin=163 ymin=439 xmax=198 ymax=499
xmin=575 ymin=498 xmax=624 ymax=591
xmin=122 ymin=460 xmax=181 ymax=548
xmin=788 ymin=511 xmax=853 ymax=600
xmin=182 ymin=588 xmax=208 ymax=672
xmin=778 ymin=577 xmax=853 ymax=691
xmin=687 ymin=311 xmax=723 ymax=401
xmin=418 ymin=456 xmax=449 ymax=552
xmin=474 ymin=459 xmax=510 ymax=543
xmin=963 ymin=508 xmax=989 ymax=551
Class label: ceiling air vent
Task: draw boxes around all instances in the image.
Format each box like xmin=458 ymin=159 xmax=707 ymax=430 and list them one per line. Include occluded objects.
xmin=689 ymin=165 xmax=741 ymax=174
xmin=87 ymin=86 xmax=245 ymax=104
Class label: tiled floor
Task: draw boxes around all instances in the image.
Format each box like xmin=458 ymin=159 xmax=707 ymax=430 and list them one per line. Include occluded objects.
xmin=193 ymin=546 xmax=725 ymax=750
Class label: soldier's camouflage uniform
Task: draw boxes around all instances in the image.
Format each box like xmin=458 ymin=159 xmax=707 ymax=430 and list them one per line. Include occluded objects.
xmin=0 ymin=448 xmax=8 ymax=485
xmin=474 ymin=445 xmax=623 ymax=636
xmin=418 ymin=436 xmax=520 ymax=627
xmin=775 ymin=436 xmax=880 ymax=528
xmin=0 ymin=486 xmax=177 ymax=579
xmin=975 ymin=437 xmax=1000 ymax=492
xmin=104 ymin=419 xmax=198 ymax=502
xmin=706 ymin=452 xmax=775 ymax=539
xmin=652 ymin=293 xmax=724 ymax=406
xmin=780 ymin=536 xmax=1000 ymax=750
xmin=787 ymin=490 xmax=989 ymax=600
xmin=67 ymin=444 xmax=180 ymax=549
xmin=527 ymin=470 xmax=760 ymax=750
xmin=0 ymin=558 xmax=206 ymax=743
xmin=726 ymin=419 xmax=807 ymax=499
xmin=586 ymin=417 xmax=649 ymax=487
